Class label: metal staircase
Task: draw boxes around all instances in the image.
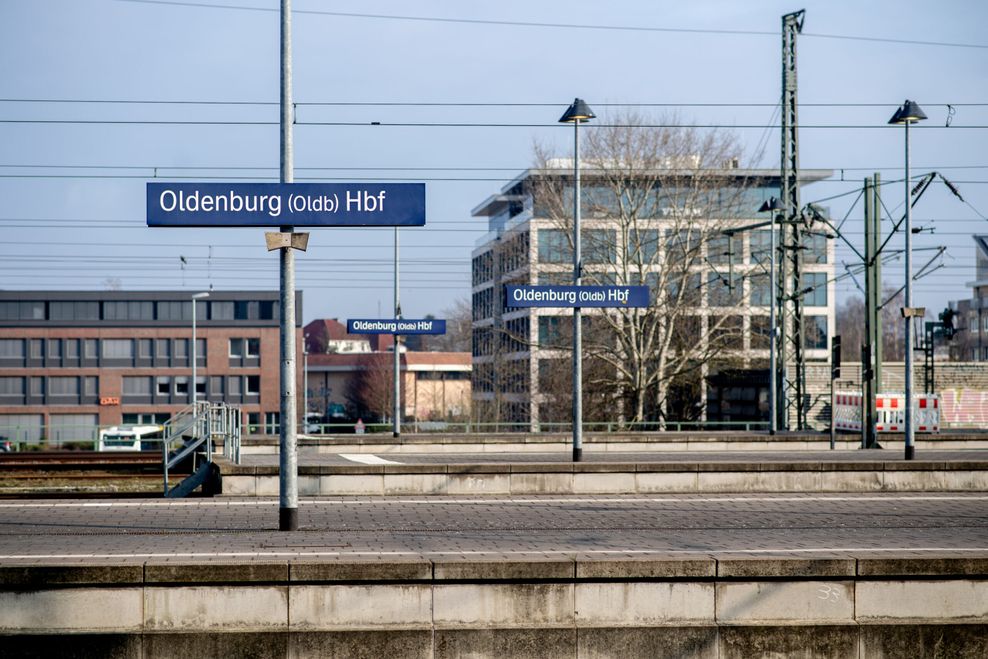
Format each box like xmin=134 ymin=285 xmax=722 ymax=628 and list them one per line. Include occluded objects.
xmin=161 ymin=401 xmax=242 ymax=497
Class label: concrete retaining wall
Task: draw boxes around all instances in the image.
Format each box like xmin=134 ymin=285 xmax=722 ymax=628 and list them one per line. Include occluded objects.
xmin=234 ymin=431 xmax=988 ymax=454
xmin=1 ymin=557 xmax=985 ymax=658
xmin=219 ymin=459 xmax=988 ymax=496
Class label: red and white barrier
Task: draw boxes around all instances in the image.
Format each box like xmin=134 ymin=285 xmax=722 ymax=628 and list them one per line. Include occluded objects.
xmin=834 ymin=392 xmax=940 ymax=434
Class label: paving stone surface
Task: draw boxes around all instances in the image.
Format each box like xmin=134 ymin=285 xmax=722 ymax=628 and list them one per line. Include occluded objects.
xmin=0 ymin=494 xmax=985 ymax=564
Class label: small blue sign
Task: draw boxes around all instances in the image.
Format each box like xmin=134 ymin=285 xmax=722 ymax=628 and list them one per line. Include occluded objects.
xmin=147 ymin=182 xmax=425 ymax=227
xmin=348 ymin=319 xmax=447 ymax=335
xmin=505 ymin=285 xmax=650 ymax=308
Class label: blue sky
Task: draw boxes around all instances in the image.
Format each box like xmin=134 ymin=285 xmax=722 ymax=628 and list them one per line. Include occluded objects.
xmin=1 ymin=0 xmax=986 ymax=322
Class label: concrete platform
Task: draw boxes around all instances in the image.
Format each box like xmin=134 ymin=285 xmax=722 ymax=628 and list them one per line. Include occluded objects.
xmin=0 ymin=495 xmax=985 ymax=657
xmin=218 ymin=449 xmax=988 ymax=496
xmin=237 ymin=429 xmax=988 ymax=454
xmin=1 ymin=553 xmax=986 ymax=657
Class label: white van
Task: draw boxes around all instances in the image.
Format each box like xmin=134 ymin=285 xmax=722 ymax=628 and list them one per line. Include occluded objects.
xmin=97 ymin=425 xmax=164 ymax=451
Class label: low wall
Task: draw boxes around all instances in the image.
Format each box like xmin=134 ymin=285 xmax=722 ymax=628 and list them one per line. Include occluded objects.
xmin=234 ymin=431 xmax=988 ymax=455
xmin=1 ymin=557 xmax=985 ymax=658
xmin=219 ymin=458 xmax=988 ymax=496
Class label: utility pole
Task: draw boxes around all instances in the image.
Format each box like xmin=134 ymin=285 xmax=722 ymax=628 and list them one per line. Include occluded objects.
xmin=862 ymin=176 xmax=877 ymax=448
xmin=780 ymin=9 xmax=807 ymax=429
xmin=393 ymin=226 xmax=401 ymax=438
xmin=278 ymin=0 xmax=299 ymax=531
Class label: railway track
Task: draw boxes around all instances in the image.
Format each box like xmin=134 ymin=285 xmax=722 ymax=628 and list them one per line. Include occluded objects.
xmin=0 ymin=451 xmax=196 ymax=497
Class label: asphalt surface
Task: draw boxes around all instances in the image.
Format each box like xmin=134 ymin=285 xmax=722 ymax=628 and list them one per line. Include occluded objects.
xmin=1 ymin=493 xmax=986 ymax=564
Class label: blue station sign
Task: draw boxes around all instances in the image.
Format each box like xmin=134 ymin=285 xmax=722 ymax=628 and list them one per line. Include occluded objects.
xmin=505 ymin=285 xmax=650 ymax=308
xmin=347 ymin=319 xmax=447 ymax=335
xmin=147 ymin=182 xmax=425 ymax=227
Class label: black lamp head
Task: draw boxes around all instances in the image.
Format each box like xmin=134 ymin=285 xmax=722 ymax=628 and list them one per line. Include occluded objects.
xmin=758 ymin=196 xmax=784 ymax=212
xmin=889 ymin=99 xmax=927 ymax=124
xmin=559 ymin=98 xmax=596 ymax=123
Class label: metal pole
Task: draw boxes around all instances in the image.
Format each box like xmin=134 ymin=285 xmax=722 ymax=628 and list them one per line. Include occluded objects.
xmin=303 ymin=341 xmax=308 ymax=430
xmin=278 ymin=0 xmax=299 ymax=531
xmin=903 ymin=120 xmax=915 ymax=461
xmin=191 ymin=297 xmax=197 ymax=407
xmin=393 ymin=226 xmax=401 ymax=438
xmin=769 ymin=211 xmax=777 ymax=435
xmin=572 ymin=118 xmax=583 ymax=462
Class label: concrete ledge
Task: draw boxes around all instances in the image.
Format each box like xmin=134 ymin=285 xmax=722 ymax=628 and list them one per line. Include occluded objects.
xmin=3 ymin=557 xmax=987 ymax=645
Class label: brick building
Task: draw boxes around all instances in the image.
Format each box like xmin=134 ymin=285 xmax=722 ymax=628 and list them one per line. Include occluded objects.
xmin=0 ymin=290 xmax=302 ymax=443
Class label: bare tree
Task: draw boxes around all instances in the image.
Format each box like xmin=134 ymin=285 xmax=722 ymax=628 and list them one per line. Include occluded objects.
xmin=531 ymin=112 xmax=750 ymax=424
xmin=429 ymin=298 xmax=472 ymax=352
xmin=836 ymin=284 xmax=906 ymax=362
xmin=344 ymin=353 xmax=397 ymax=423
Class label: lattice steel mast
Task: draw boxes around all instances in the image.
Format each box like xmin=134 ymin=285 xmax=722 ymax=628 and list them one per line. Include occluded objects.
xmin=780 ymin=9 xmax=807 ymax=430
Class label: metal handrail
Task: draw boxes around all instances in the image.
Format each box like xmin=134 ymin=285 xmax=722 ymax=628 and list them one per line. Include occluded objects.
xmin=162 ymin=402 xmax=241 ymax=495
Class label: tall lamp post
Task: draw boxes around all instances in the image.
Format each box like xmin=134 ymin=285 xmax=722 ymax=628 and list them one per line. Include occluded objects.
xmin=190 ymin=291 xmax=210 ymax=407
xmin=758 ymin=197 xmax=784 ymax=435
xmin=393 ymin=226 xmax=402 ymax=438
xmin=559 ymin=98 xmax=595 ymax=462
xmin=889 ymin=99 xmax=927 ymax=461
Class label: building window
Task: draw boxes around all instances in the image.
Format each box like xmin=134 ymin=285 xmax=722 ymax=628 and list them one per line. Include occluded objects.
xmin=156 ymin=301 xmax=190 ymax=321
xmin=49 ymin=376 xmax=80 ymax=396
xmin=83 ymin=339 xmax=99 ymax=359
xmin=0 ymin=377 xmax=25 ymax=396
xmin=750 ymin=315 xmax=770 ymax=350
xmin=210 ymin=301 xmax=234 ymax=320
xmin=229 ymin=375 xmax=242 ymax=396
xmin=65 ymin=339 xmax=80 ymax=359
xmin=707 ymin=273 xmax=743 ymax=307
xmin=102 ymin=339 xmax=135 ymax=359
xmin=804 ymin=233 xmax=828 ymax=264
xmin=801 ymin=273 xmax=828 ymax=307
xmin=229 ymin=338 xmax=244 ymax=358
xmin=138 ymin=339 xmax=153 ymax=359
xmin=707 ymin=232 xmax=741 ymax=265
xmin=749 ymin=272 xmax=771 ymax=307
xmin=749 ymin=230 xmax=776 ymax=266
xmin=174 ymin=377 xmax=189 ymax=396
xmin=259 ymin=301 xmax=276 ymax=320
xmin=29 ymin=377 xmax=44 ymax=397
xmin=83 ymin=376 xmax=98 ymax=397
xmin=803 ymin=316 xmax=828 ymax=350
xmin=156 ymin=339 xmax=171 ymax=358
xmin=264 ymin=412 xmax=280 ymax=434
xmin=48 ymin=339 xmax=62 ymax=360
xmin=29 ymin=339 xmax=44 ymax=360
xmin=103 ymin=301 xmax=154 ymax=321
xmin=156 ymin=377 xmax=171 ymax=396
xmin=0 ymin=301 xmax=45 ymax=320
xmin=538 ymin=316 xmax=565 ymax=348
xmin=174 ymin=339 xmax=189 ymax=359
xmin=583 ymin=229 xmax=617 ymax=264
xmin=122 ymin=377 xmax=152 ymax=396
xmin=246 ymin=338 xmax=260 ymax=357
xmin=234 ymin=301 xmax=250 ymax=320
xmin=245 ymin=375 xmax=261 ymax=395
xmin=50 ymin=301 xmax=99 ymax=321
xmin=195 ymin=377 xmax=206 ymax=395
xmin=0 ymin=339 xmax=25 ymax=359
xmin=538 ymin=229 xmax=571 ymax=264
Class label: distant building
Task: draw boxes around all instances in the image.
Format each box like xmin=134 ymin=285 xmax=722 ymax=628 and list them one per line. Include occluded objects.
xmin=0 ymin=290 xmax=302 ymax=443
xmin=949 ymin=235 xmax=988 ymax=361
xmin=469 ymin=165 xmax=834 ymax=429
xmin=306 ymin=350 xmax=471 ymax=423
xmin=304 ymin=318 xmax=394 ymax=354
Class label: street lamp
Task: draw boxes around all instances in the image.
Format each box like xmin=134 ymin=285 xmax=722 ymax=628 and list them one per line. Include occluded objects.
xmin=559 ymin=97 xmax=595 ymax=462
xmin=190 ymin=291 xmax=210 ymax=407
xmin=303 ymin=333 xmax=309 ymax=433
xmin=889 ymin=99 xmax=927 ymax=461
xmin=393 ymin=226 xmax=402 ymax=438
xmin=758 ymin=196 xmax=784 ymax=435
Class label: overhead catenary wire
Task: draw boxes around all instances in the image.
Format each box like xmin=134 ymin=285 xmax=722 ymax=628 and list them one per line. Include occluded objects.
xmin=112 ymin=0 xmax=988 ymax=50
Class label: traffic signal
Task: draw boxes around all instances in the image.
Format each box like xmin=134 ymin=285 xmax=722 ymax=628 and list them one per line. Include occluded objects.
xmin=939 ymin=308 xmax=955 ymax=339
xmin=831 ymin=335 xmax=841 ymax=379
